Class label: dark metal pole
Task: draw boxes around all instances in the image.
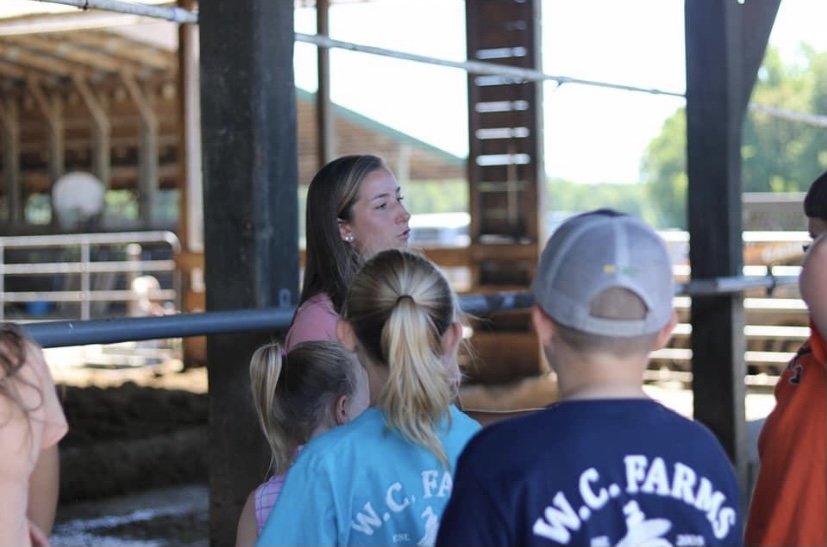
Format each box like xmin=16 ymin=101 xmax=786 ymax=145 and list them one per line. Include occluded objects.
xmin=685 ymin=0 xmax=779 ymax=511
xmin=199 ymin=0 xmax=298 ymax=545
xmin=22 ymin=276 xmax=795 ymax=348
xmin=23 ymin=308 xmax=296 ymax=348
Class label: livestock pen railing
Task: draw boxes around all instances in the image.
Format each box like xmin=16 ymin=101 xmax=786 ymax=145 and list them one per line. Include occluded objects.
xmin=0 ymin=231 xmax=183 ymax=367
xmin=24 ymin=270 xmax=804 ymax=374
xmin=0 ymin=231 xmax=181 ymax=322
xmin=7 ymin=230 xmax=813 ymax=380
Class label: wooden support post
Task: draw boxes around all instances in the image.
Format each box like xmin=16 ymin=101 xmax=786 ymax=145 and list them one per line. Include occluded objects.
xmin=177 ymin=0 xmax=203 ymax=254
xmin=316 ymin=0 xmax=335 ymax=167
xmin=72 ymin=73 xmax=111 ymax=190
xmin=121 ymin=71 xmax=159 ymax=227
xmin=177 ymin=0 xmax=207 ymax=367
xmin=200 ymin=1 xmax=299 ymax=545
xmin=0 ymin=99 xmax=21 ymax=226
xmin=28 ymin=78 xmax=64 ymax=206
xmin=685 ymin=0 xmax=779 ymax=510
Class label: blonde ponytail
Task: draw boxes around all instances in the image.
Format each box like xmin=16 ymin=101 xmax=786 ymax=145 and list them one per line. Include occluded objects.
xmin=249 ymin=340 xmax=361 ymax=477
xmin=344 ymin=249 xmax=458 ymax=468
xmin=381 ymin=298 xmax=453 ymax=467
xmin=249 ymin=343 xmax=293 ymax=475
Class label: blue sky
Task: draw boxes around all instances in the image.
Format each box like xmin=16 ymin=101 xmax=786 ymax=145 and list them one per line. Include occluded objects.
xmin=294 ymin=0 xmax=827 ymax=184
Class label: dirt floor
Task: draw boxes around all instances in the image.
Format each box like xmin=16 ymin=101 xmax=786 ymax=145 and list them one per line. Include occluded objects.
xmin=52 ymin=364 xmax=210 ymax=546
xmin=53 ymin=363 xmax=561 ymax=503
xmin=56 ymin=365 xmax=209 ymax=504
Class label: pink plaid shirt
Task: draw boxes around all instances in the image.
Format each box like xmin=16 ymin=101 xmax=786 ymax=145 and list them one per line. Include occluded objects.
xmin=254 ymin=472 xmax=287 ymax=534
xmin=254 ymin=447 xmax=303 ymax=533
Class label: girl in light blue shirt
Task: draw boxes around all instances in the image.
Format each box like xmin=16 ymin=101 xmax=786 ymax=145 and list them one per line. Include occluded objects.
xmin=256 ymin=249 xmax=481 ymax=547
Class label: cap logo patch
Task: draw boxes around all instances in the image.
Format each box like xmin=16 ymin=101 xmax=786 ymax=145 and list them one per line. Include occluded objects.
xmin=603 ymin=264 xmax=639 ymax=276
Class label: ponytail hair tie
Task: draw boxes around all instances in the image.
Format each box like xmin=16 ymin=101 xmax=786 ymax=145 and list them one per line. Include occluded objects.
xmin=279 ymin=345 xmax=288 ymax=362
xmin=396 ymin=294 xmax=413 ymax=306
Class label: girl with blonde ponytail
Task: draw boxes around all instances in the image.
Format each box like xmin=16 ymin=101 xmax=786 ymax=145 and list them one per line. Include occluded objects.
xmin=235 ymin=341 xmax=368 ymax=547
xmin=256 ymin=249 xmax=481 ymax=547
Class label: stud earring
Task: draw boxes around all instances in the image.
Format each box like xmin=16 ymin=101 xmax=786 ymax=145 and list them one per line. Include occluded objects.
xmin=344 ymin=234 xmax=355 ymax=243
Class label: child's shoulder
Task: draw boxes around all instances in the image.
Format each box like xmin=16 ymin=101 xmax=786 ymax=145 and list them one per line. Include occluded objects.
xmin=302 ymin=408 xmax=384 ymax=455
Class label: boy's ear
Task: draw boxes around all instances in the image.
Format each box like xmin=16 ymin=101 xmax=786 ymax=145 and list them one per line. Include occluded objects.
xmin=336 ymin=319 xmax=357 ymax=352
xmin=440 ymin=321 xmax=463 ymax=356
xmin=652 ymin=310 xmax=679 ymax=351
xmin=531 ymin=305 xmax=555 ymax=346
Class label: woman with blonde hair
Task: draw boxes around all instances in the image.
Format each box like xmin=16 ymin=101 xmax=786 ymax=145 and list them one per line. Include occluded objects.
xmin=234 ymin=340 xmax=369 ymax=547
xmin=256 ymin=249 xmax=481 ymax=547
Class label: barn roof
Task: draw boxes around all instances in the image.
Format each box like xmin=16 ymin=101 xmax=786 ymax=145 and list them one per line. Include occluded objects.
xmin=0 ymin=7 xmax=463 ymax=196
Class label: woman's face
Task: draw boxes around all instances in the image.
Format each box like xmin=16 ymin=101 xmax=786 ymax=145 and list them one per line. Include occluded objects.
xmin=340 ymin=167 xmax=411 ymax=258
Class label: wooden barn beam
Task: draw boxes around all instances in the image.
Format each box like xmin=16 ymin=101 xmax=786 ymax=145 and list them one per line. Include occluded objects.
xmin=685 ymin=0 xmax=779 ymax=510
xmin=0 ymin=11 xmax=151 ymax=36
xmin=316 ymin=0 xmax=335 ymax=166
xmin=72 ymin=73 xmax=112 ymax=189
xmin=0 ymin=60 xmax=26 ymax=80
xmin=200 ymin=0 xmax=299 ymax=545
xmin=121 ymin=71 xmax=159 ymax=226
xmin=27 ymin=78 xmax=65 ymax=200
xmin=63 ymin=30 xmax=174 ymax=71
xmin=0 ymin=42 xmax=73 ymax=77
xmin=176 ymin=0 xmax=207 ymax=369
xmin=0 ymin=99 xmax=22 ymax=226
xmin=13 ymin=33 xmax=124 ymax=74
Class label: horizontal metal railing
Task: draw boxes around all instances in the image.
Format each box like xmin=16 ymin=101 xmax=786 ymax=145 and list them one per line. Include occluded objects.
xmin=24 ymin=292 xmax=532 ymax=348
xmin=0 ymin=231 xmax=181 ymax=321
xmin=24 ymin=272 xmax=804 ymax=349
xmin=11 ymin=230 xmax=813 ymax=377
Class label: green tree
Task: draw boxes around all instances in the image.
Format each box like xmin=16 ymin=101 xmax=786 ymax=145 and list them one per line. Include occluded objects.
xmin=743 ymin=46 xmax=827 ymax=192
xmin=403 ymin=179 xmax=468 ymax=214
xmin=642 ymin=44 xmax=826 ymax=228
xmin=546 ymin=178 xmax=657 ymax=225
xmin=641 ymin=112 xmax=687 ymax=228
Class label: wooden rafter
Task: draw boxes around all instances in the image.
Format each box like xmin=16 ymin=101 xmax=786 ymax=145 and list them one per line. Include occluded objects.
xmin=0 ymin=40 xmax=73 ymax=77
xmin=71 ymin=73 xmax=110 ymax=130
xmin=63 ymin=30 xmax=175 ymax=71
xmin=12 ymin=33 xmax=125 ymax=74
xmin=0 ymin=31 xmax=174 ymax=94
xmin=26 ymin=77 xmax=57 ymax=130
xmin=0 ymin=11 xmax=150 ymax=36
xmin=120 ymin=70 xmax=158 ymax=129
xmin=0 ymin=60 xmax=26 ymax=80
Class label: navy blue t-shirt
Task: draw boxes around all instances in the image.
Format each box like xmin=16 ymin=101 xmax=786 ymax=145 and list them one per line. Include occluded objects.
xmin=436 ymin=399 xmax=743 ymax=547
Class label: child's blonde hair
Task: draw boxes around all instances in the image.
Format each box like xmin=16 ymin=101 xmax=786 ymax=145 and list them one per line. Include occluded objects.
xmin=342 ymin=249 xmax=458 ymax=468
xmin=249 ymin=340 xmax=361 ymax=475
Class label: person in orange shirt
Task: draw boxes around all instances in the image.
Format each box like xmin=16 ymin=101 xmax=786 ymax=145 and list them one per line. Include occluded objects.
xmin=0 ymin=323 xmax=69 ymax=547
xmin=745 ymin=170 xmax=827 ymax=547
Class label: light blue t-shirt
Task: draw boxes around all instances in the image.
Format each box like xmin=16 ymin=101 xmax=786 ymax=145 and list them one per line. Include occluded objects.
xmin=255 ymin=405 xmax=481 ymax=547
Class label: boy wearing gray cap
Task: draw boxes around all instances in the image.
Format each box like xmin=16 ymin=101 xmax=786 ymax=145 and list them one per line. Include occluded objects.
xmin=436 ymin=209 xmax=743 ymax=547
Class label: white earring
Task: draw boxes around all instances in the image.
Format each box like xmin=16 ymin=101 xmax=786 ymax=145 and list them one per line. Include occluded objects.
xmin=344 ymin=234 xmax=355 ymax=243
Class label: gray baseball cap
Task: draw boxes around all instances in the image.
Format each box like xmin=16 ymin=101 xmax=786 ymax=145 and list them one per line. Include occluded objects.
xmin=531 ymin=209 xmax=675 ymax=337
